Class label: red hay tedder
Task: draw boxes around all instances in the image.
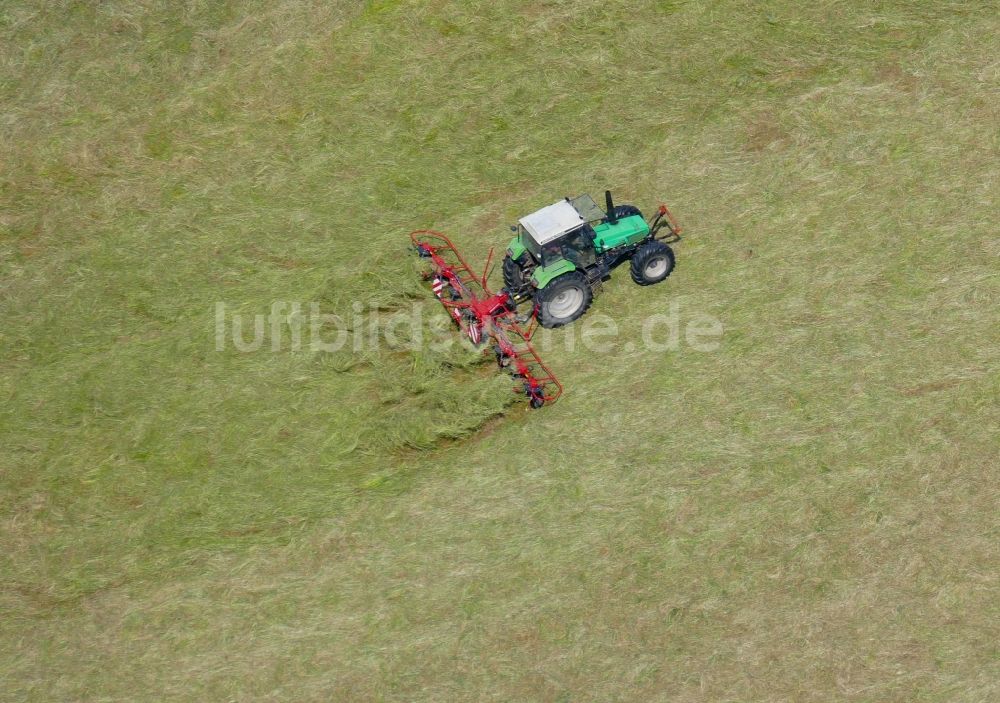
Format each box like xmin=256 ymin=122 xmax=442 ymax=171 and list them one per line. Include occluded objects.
xmin=410 ymin=230 xmax=562 ymax=409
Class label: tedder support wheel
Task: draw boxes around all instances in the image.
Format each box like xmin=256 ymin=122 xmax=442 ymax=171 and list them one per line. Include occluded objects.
xmin=535 ymin=271 xmax=593 ymax=328
xmin=630 ymin=241 xmax=675 ymax=286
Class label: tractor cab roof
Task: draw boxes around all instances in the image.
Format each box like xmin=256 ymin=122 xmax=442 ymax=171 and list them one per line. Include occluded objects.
xmin=519 ymin=194 xmax=606 ymax=245
xmin=518 ymin=200 xmax=585 ymax=245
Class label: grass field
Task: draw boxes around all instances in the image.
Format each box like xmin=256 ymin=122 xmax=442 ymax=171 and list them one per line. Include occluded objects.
xmin=2 ymin=0 xmax=998 ymax=700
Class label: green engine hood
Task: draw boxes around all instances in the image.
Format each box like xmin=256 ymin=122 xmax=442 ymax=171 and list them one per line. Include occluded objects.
xmin=591 ymin=214 xmax=650 ymax=252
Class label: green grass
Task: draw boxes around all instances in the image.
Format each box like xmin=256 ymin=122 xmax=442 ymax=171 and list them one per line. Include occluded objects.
xmin=2 ymin=0 xmax=998 ymax=700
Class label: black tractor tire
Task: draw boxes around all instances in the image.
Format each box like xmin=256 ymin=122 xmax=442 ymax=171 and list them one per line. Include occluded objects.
xmin=502 ymin=255 xmax=528 ymax=290
xmin=611 ymin=204 xmax=643 ymax=220
xmin=630 ymin=241 xmax=675 ymax=286
xmin=535 ymin=271 xmax=593 ymax=328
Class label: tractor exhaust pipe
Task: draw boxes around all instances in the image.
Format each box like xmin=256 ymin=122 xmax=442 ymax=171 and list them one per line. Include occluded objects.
xmin=605 ymin=190 xmax=617 ymax=225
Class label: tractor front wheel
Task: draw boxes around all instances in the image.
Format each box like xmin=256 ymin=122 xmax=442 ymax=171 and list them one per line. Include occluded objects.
xmin=535 ymin=271 xmax=593 ymax=328
xmin=630 ymin=241 xmax=675 ymax=286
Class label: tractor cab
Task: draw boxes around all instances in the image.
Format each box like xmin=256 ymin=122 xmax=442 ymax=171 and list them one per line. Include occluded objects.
xmin=515 ymin=198 xmax=594 ymax=268
xmin=507 ymin=192 xmax=651 ymax=275
xmin=511 ymin=194 xmax=611 ymax=269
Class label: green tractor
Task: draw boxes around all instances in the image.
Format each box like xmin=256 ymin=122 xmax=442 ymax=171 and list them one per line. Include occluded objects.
xmin=502 ymin=191 xmax=682 ymax=327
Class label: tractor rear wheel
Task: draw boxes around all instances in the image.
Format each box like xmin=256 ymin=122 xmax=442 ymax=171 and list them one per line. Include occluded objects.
xmin=502 ymin=255 xmax=524 ymax=289
xmin=630 ymin=241 xmax=675 ymax=286
xmin=535 ymin=271 xmax=593 ymax=328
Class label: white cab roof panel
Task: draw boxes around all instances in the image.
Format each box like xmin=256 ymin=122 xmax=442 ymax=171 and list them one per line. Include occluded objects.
xmin=518 ymin=200 xmax=585 ymax=244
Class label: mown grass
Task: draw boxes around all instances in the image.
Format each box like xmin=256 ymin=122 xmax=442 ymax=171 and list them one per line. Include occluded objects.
xmin=2 ymin=0 xmax=998 ymax=700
